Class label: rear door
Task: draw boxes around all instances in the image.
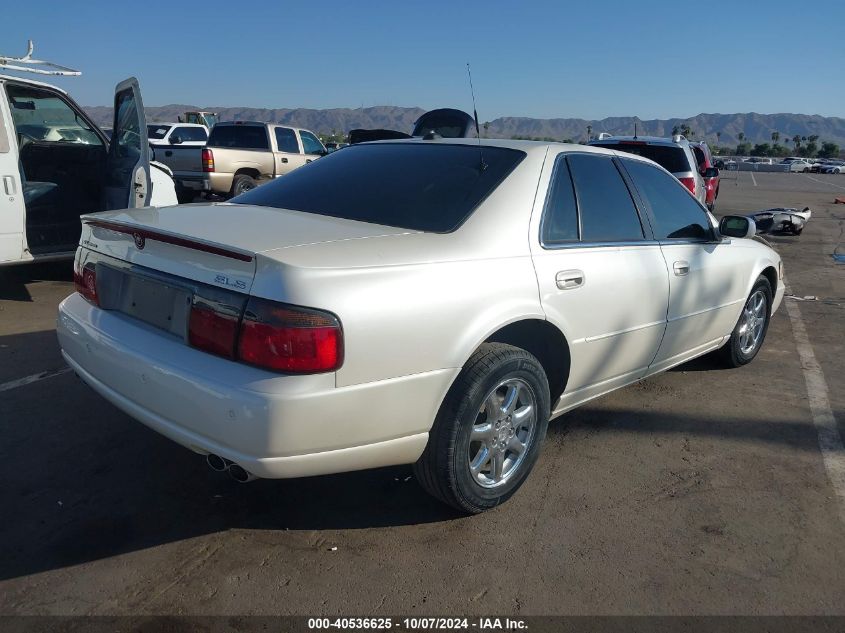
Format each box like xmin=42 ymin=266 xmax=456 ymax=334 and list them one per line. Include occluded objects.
xmin=272 ymin=126 xmax=306 ymax=175
xmin=104 ymin=78 xmax=150 ymax=210
xmin=531 ymin=151 xmax=670 ymax=410
xmin=620 ymin=158 xmax=746 ymax=371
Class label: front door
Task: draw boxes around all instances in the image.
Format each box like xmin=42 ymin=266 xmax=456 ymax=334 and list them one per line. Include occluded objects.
xmin=0 ymin=83 xmax=25 ymax=263
xmin=619 ymin=157 xmax=745 ymax=371
xmin=531 ymin=151 xmax=670 ymax=411
xmin=104 ymin=78 xmax=151 ymax=210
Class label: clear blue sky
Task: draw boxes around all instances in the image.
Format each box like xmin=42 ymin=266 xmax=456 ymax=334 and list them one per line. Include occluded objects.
xmin=2 ymin=0 xmax=843 ymax=120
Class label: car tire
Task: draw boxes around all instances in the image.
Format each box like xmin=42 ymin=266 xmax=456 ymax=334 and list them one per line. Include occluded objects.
xmin=719 ymin=276 xmax=772 ymax=368
xmin=230 ymin=174 xmax=257 ymax=197
xmin=803 ymin=168 xmax=809 ymax=173
xmin=707 ymin=201 xmax=716 ymax=213
xmin=413 ymin=343 xmax=551 ymax=514
xmin=176 ymin=191 xmax=195 ymax=204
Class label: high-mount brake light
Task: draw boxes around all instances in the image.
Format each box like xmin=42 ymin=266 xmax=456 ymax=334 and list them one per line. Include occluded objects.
xmin=237 ymin=298 xmax=343 ymax=373
xmin=73 ymin=261 xmax=99 ymax=305
xmin=678 ymin=177 xmax=697 ymax=195
xmin=202 ymin=148 xmax=215 ymax=172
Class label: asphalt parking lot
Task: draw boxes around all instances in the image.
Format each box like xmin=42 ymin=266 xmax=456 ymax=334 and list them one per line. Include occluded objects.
xmin=1 ymin=171 xmax=843 ymax=616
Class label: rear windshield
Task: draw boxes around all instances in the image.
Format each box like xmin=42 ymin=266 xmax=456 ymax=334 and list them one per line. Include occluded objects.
xmin=147 ymin=124 xmax=171 ymax=139
xmin=207 ymin=125 xmax=269 ymax=150
xmin=593 ymin=143 xmax=690 ymax=173
xmin=231 ymin=143 xmax=525 ymax=232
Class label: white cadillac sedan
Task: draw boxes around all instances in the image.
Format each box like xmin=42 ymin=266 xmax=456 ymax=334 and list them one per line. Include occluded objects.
xmin=57 ymin=139 xmax=784 ymax=513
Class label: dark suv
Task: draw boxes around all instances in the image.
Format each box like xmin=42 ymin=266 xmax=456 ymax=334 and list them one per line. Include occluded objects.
xmin=689 ymin=141 xmax=720 ymax=212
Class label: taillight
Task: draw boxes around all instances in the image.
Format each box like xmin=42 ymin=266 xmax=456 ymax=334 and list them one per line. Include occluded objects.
xmin=73 ymin=261 xmax=99 ymax=306
xmin=237 ymin=298 xmax=342 ymax=373
xmin=188 ymin=298 xmax=239 ymax=359
xmin=678 ymin=177 xmax=696 ymax=195
xmin=202 ymin=148 xmax=215 ymax=172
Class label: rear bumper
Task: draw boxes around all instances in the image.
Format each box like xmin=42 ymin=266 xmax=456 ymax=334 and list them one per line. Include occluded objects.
xmin=773 ymin=279 xmax=785 ymax=314
xmin=57 ymin=293 xmax=453 ymax=478
xmin=206 ymin=173 xmax=234 ymax=194
xmin=173 ymin=175 xmax=210 ymax=192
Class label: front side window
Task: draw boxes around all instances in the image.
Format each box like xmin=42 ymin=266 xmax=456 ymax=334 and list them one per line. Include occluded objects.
xmin=113 ymin=88 xmax=142 ymax=159
xmin=147 ymin=124 xmax=171 ymax=140
xmin=7 ymin=83 xmax=103 ymax=147
xmin=299 ymin=130 xmax=325 ymax=155
xmin=274 ymin=127 xmax=299 ymax=153
xmin=623 ymin=158 xmax=712 ymax=241
xmin=567 ymin=154 xmax=644 ymax=242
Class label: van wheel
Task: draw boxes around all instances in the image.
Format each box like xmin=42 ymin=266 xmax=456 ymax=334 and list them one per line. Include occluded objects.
xmin=720 ymin=276 xmax=772 ymax=368
xmin=230 ymin=174 xmax=257 ymax=197
xmin=413 ymin=343 xmax=550 ymax=514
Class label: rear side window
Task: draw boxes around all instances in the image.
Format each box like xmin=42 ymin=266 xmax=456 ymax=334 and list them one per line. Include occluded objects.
xmin=567 ymin=154 xmax=644 ymax=242
xmin=173 ymin=126 xmax=208 ymax=142
xmin=541 ymin=157 xmax=578 ymax=244
xmin=692 ymin=146 xmax=705 ymax=169
xmin=623 ymin=159 xmax=712 ymax=241
xmin=274 ymin=127 xmax=299 ymax=153
xmin=592 ymin=143 xmax=690 ymax=173
xmin=231 ymin=143 xmax=525 ymax=233
xmin=208 ymin=125 xmax=269 ymax=150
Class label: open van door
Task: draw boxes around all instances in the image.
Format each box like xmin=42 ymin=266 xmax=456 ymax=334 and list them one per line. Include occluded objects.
xmin=104 ymin=78 xmax=151 ymax=210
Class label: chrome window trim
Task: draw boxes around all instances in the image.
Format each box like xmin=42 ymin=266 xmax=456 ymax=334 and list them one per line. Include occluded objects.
xmin=540 ymin=239 xmax=661 ymax=250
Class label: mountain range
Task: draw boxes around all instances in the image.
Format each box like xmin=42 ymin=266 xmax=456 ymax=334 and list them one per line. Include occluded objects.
xmin=82 ymin=104 xmax=845 ymax=147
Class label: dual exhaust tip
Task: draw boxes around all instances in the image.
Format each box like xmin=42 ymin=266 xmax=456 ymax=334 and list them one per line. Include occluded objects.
xmin=206 ymin=453 xmax=257 ymax=483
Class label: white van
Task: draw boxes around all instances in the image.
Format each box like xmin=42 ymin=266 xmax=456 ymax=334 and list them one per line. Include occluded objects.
xmin=0 ymin=70 xmax=176 ymax=266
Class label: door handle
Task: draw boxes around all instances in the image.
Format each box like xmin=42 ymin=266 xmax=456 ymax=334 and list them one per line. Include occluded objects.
xmin=165 ymin=150 xmax=173 ymax=157
xmin=3 ymin=175 xmax=16 ymax=196
xmin=555 ymin=270 xmax=585 ymax=290
xmin=673 ymin=261 xmax=690 ymax=276
xmin=281 ymin=157 xmax=288 ymax=163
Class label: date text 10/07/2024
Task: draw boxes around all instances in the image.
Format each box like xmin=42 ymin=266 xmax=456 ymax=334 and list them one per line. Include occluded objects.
xmin=307 ymin=617 xmax=529 ymax=631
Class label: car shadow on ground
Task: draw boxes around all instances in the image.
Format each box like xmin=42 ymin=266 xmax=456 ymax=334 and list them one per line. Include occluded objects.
xmin=0 ymin=355 xmax=827 ymax=583
xmin=0 ymin=260 xmax=73 ymax=302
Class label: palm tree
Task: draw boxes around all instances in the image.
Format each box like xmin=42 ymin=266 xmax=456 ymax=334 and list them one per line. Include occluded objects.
xmin=716 ymin=131 xmax=721 ymax=144
xmin=586 ymin=125 xmax=592 ymax=141
xmin=772 ymin=131 xmax=780 ymax=145
xmin=738 ymin=132 xmax=745 ymax=143
xmin=793 ymin=134 xmax=801 ymax=149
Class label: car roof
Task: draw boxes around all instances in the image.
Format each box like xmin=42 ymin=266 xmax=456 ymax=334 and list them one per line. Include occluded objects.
xmin=360 ymin=137 xmax=665 ymax=166
xmin=0 ymin=73 xmax=70 ymax=95
xmin=588 ymin=135 xmax=691 ymax=148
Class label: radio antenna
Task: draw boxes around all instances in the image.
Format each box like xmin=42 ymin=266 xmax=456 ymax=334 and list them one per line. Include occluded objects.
xmin=466 ymin=63 xmax=487 ymax=171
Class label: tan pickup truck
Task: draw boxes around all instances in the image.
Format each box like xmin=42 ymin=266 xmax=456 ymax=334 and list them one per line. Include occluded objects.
xmin=201 ymin=122 xmax=327 ymax=197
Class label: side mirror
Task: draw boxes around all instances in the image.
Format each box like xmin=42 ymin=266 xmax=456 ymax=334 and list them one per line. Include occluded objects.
xmin=703 ymin=167 xmax=719 ymax=178
xmin=719 ymin=215 xmax=756 ymax=239
xmin=170 ymin=136 xmax=183 ymax=145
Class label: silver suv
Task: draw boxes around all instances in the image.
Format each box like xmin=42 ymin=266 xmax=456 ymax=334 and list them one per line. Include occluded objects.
xmin=588 ymin=134 xmax=708 ymax=206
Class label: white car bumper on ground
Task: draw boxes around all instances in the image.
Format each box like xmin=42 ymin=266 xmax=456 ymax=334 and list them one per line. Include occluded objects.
xmin=57 ymin=293 xmax=451 ymax=478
